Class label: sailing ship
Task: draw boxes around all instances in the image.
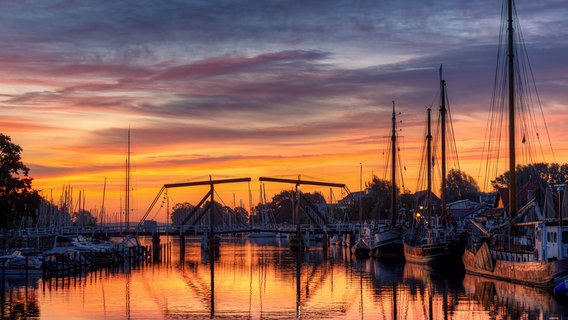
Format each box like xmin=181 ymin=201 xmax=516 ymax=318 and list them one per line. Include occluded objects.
xmin=352 ymin=236 xmax=371 ymax=258
xmin=403 ymin=70 xmax=466 ymax=265
xmin=371 ymin=101 xmax=404 ymax=259
xmin=462 ymin=0 xmax=568 ymax=288
xmin=352 ymin=163 xmax=371 ymax=258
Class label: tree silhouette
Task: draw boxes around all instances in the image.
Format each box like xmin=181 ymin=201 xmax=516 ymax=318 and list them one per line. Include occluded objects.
xmin=361 ymin=176 xmax=394 ymax=220
xmin=72 ymin=209 xmax=98 ymax=226
xmin=444 ymin=169 xmax=481 ymax=203
xmin=346 ymin=175 xmax=414 ymax=222
xmin=0 ymin=133 xmax=41 ymax=229
xmin=171 ymin=202 xmax=195 ymax=225
xmin=267 ymin=189 xmax=327 ymax=224
xmin=492 ymin=163 xmax=568 ymax=192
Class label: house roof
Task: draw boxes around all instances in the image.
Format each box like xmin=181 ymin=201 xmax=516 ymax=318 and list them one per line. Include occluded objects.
xmin=495 ymin=180 xmax=541 ymax=210
xmin=449 ymin=203 xmax=490 ymax=220
xmin=414 ymin=190 xmax=441 ymax=206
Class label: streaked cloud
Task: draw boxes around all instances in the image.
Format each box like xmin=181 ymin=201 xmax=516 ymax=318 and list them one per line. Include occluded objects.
xmin=1 ymin=0 xmax=567 ymax=219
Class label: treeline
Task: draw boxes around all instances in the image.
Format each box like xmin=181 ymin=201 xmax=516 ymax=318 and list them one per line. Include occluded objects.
xmin=1 ymin=133 xmax=97 ymax=229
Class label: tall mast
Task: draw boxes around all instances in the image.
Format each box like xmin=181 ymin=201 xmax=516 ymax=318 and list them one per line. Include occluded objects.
xmin=390 ymin=101 xmax=397 ymax=227
xmin=359 ymin=163 xmax=363 ymax=230
xmin=126 ymin=127 xmax=131 ymax=230
xmin=507 ymin=0 xmax=516 ymax=220
xmin=101 ymin=177 xmax=106 ymax=225
xmin=209 ymin=175 xmax=214 ymax=237
xmin=440 ymin=66 xmax=447 ymax=217
xmin=426 ymin=108 xmax=432 ymax=230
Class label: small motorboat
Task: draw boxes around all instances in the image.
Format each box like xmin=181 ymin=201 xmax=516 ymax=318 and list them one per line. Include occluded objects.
xmin=0 ymin=251 xmax=43 ymax=276
xmin=553 ymin=277 xmax=568 ymax=300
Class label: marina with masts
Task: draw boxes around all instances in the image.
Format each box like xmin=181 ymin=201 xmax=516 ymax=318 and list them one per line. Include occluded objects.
xmin=2 ymin=0 xmax=568 ymax=318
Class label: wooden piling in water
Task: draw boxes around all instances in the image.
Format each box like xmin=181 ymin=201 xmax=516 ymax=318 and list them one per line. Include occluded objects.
xmin=152 ymin=234 xmax=161 ymax=263
xmin=179 ymin=235 xmax=185 ymax=262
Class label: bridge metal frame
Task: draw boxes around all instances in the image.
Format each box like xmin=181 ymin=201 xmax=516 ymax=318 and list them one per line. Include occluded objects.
xmin=136 ymin=177 xmax=251 ymax=234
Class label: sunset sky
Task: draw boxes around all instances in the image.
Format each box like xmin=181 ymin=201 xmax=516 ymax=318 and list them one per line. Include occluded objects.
xmin=1 ymin=0 xmax=567 ymax=223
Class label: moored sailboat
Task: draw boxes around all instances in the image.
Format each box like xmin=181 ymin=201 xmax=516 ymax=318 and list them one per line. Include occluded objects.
xmin=371 ymin=101 xmax=404 ymax=259
xmin=352 ymin=237 xmax=371 ymax=258
xmin=403 ymin=70 xmax=466 ymax=265
xmin=352 ymin=163 xmax=370 ymax=258
xmin=462 ymin=0 xmax=568 ymax=289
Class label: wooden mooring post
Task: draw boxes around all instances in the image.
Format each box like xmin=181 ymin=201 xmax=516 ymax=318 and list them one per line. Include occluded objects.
xmin=179 ymin=234 xmax=185 ymax=262
xmin=152 ymin=234 xmax=161 ymax=263
xmin=322 ymin=234 xmax=328 ymax=250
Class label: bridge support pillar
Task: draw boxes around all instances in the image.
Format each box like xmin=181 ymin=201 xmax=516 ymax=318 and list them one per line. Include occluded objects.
xmin=179 ymin=234 xmax=185 ymax=262
xmin=349 ymin=234 xmax=355 ymax=249
xmin=152 ymin=234 xmax=161 ymax=263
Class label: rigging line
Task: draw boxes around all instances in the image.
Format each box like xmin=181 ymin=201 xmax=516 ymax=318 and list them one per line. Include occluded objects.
xmin=478 ymin=0 xmax=554 ymax=183
xmin=445 ymin=88 xmax=461 ymax=172
xmin=399 ymin=129 xmax=407 ymax=170
xmin=397 ymin=146 xmax=406 ymax=190
xmin=213 ymin=189 xmax=229 ymax=208
xmin=481 ymin=0 xmax=508 ymax=191
xmin=173 ymin=175 xmax=211 ymax=184
xmin=516 ymin=50 xmax=536 ymax=165
xmin=381 ymin=108 xmax=407 ymax=192
xmin=383 ymin=137 xmax=393 ymax=182
xmin=212 ymin=190 xmax=250 ymax=226
xmin=529 ymin=71 xmax=556 ymax=164
xmin=515 ymin=19 xmax=555 ymax=165
xmin=149 ymin=200 xmax=164 ymax=221
xmin=487 ymin=78 xmax=507 ymax=187
xmin=394 ymin=112 xmax=406 ymax=191
xmin=431 ymin=109 xmax=443 ymax=194
xmin=416 ymin=107 xmax=430 ymax=193
xmin=150 ymin=192 xmax=173 ymax=221
xmin=419 ymin=108 xmax=432 ymax=193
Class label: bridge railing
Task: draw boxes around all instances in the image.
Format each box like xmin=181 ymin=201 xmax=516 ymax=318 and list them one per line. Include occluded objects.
xmin=10 ymin=221 xmax=373 ymax=237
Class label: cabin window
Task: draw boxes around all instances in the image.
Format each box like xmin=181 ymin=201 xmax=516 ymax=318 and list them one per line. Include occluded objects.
xmin=562 ymin=231 xmax=568 ymax=244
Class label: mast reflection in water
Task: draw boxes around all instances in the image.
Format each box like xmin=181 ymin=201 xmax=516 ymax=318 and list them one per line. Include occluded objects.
xmin=2 ymin=236 xmax=568 ymax=319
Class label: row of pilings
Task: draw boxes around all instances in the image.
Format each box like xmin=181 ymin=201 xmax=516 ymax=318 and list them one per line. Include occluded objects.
xmin=2 ymin=230 xmax=354 ymax=286
xmin=0 ymin=233 xmax=176 ymax=290
xmin=38 ymin=239 xmax=175 ymax=279
xmin=41 ymin=246 xmax=150 ymax=278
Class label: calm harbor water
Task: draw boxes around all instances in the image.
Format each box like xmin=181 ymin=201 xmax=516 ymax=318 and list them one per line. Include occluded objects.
xmin=2 ymin=236 xmax=568 ymax=319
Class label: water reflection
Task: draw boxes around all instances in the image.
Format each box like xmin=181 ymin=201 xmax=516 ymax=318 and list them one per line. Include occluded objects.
xmin=463 ymin=273 xmax=568 ymax=318
xmin=1 ymin=275 xmax=40 ymax=319
xmin=1 ymin=237 xmax=568 ymax=319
